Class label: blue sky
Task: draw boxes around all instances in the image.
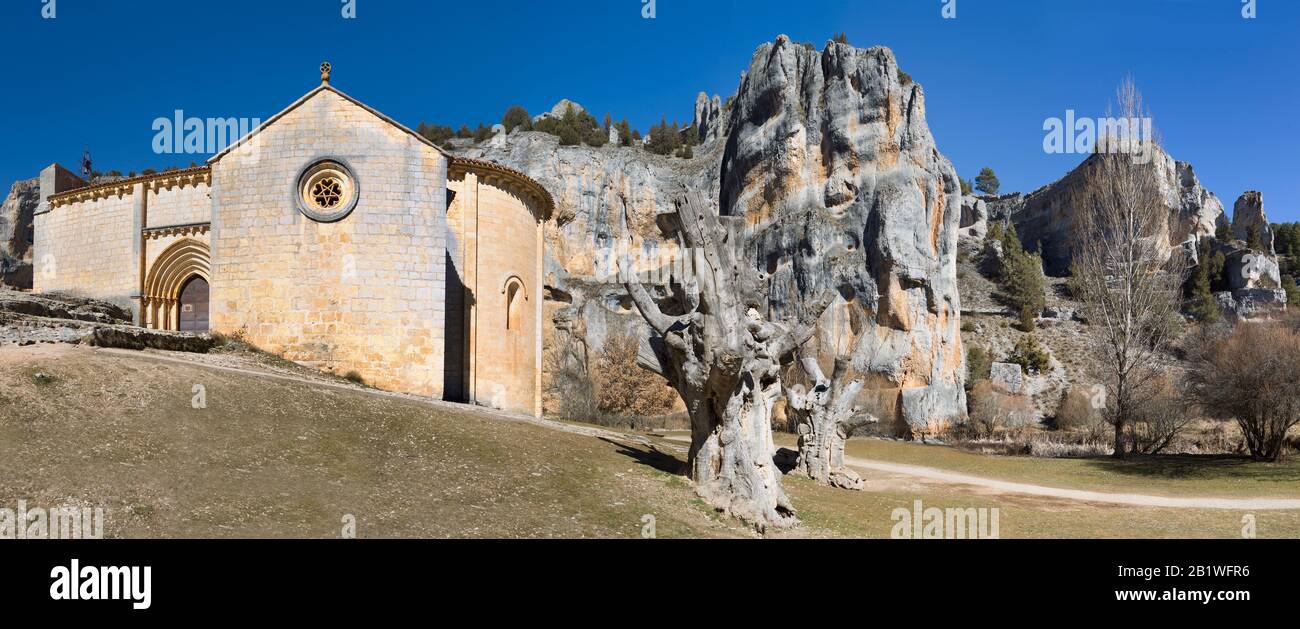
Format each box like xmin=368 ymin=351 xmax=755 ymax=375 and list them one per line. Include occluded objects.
xmin=2 ymin=0 xmax=1297 ymax=219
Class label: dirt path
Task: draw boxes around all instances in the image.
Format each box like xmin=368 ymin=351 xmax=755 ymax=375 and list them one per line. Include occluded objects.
xmin=657 ymin=436 xmax=1300 ymax=510
xmin=64 ymin=347 xmax=1300 ymax=511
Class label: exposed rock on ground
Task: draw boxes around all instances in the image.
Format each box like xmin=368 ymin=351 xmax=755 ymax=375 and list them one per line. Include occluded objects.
xmin=989 ymin=362 xmax=1024 ymax=395
xmin=0 ymin=288 xmax=130 ymax=323
xmin=0 ymin=288 xmax=211 ymax=352
xmin=80 ymin=325 xmax=215 ymax=353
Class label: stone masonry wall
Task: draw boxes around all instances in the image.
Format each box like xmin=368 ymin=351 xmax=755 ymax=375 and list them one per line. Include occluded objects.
xmin=147 ymin=183 xmax=211 ymax=228
xmin=446 ymin=171 xmax=543 ymax=415
xmin=208 ymin=88 xmax=448 ymax=397
xmin=33 ymin=193 xmax=136 ymax=309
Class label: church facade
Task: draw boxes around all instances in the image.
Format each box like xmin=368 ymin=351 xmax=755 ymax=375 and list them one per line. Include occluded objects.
xmin=33 ymin=65 xmax=553 ymax=416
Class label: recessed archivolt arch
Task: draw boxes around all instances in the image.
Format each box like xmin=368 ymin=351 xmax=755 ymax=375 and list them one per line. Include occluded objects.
xmin=143 ymin=238 xmax=211 ymax=330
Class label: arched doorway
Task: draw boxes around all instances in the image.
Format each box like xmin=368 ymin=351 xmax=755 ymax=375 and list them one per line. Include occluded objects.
xmin=177 ymin=276 xmax=210 ymax=332
xmin=143 ymin=238 xmax=211 ymax=331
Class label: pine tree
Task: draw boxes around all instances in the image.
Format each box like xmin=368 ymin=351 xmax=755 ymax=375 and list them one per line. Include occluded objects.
xmin=1186 ymin=257 xmax=1220 ymax=323
xmin=616 ymin=119 xmax=633 ymax=146
xmin=975 ymin=166 xmax=1000 ymax=195
xmin=1283 ymin=275 xmax=1300 ymax=310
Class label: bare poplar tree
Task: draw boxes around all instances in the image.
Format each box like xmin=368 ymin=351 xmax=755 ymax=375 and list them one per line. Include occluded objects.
xmin=623 ymin=190 xmax=835 ymax=530
xmin=1070 ymin=78 xmax=1187 ymax=458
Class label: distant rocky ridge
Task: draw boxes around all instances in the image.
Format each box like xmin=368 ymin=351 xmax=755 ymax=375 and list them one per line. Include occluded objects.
xmin=1000 ymin=145 xmax=1226 ymax=276
xmin=955 ymin=154 xmax=1285 ymax=320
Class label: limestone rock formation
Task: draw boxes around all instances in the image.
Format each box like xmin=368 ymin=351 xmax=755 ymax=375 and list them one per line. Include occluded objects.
xmin=1210 ymin=233 xmax=1286 ymax=319
xmin=1232 ymin=191 xmax=1274 ymax=254
xmin=0 ymin=287 xmax=212 ymax=350
xmin=534 ymin=99 xmax=586 ymax=122
xmin=1007 ymin=146 xmax=1225 ymax=275
xmin=1216 ymin=287 xmax=1287 ymax=320
xmin=0 ymin=287 xmax=130 ymax=323
xmin=460 ymin=36 xmax=966 ymax=435
xmin=958 ymin=194 xmax=989 ymax=253
xmin=989 ymin=362 xmax=1024 ymax=395
xmin=460 ymin=131 xmax=717 ymax=406
xmin=0 ymin=178 xmax=38 ymax=288
xmin=1222 ymin=247 xmax=1280 ymax=291
xmin=693 ymin=92 xmax=723 ymax=145
xmin=720 ymin=36 xmax=966 ymax=435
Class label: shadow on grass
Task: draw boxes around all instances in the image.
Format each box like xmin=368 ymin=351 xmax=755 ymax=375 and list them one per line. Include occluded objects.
xmin=1082 ymin=454 xmax=1300 ymax=485
xmin=600 ymin=437 xmax=686 ymax=476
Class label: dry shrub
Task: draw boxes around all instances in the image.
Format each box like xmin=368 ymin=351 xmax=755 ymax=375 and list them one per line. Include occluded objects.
xmin=1126 ymin=375 xmax=1190 ymax=455
xmin=968 ymin=381 xmax=1037 ymax=437
xmin=1184 ymin=321 xmax=1300 ymax=461
xmin=950 ymin=432 xmax=1112 ymax=458
xmin=1054 ymin=385 xmax=1106 ymax=438
xmin=591 ymin=332 xmax=678 ymax=419
xmin=541 ymin=326 xmax=598 ymax=421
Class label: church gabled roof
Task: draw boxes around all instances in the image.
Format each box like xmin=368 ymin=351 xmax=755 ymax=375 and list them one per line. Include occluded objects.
xmin=207 ymin=74 xmax=450 ymax=165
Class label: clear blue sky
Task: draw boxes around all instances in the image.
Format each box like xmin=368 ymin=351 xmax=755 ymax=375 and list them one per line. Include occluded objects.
xmin=2 ymin=0 xmax=1297 ymax=219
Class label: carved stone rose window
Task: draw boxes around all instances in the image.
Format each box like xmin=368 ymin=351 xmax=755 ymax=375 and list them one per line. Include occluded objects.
xmin=296 ymin=159 xmax=358 ymax=222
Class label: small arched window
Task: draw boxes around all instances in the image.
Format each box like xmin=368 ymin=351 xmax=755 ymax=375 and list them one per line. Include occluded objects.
xmin=505 ymin=278 xmax=525 ymax=331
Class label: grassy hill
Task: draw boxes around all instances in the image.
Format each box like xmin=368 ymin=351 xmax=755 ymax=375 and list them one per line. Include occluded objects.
xmin=3 ymin=344 xmax=1299 ymax=538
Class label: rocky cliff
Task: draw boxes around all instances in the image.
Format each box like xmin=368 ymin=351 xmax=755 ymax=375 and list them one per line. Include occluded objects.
xmin=1006 ymin=146 xmax=1226 ymax=275
xmin=719 ymin=37 xmax=965 ymax=432
xmin=0 ymin=178 xmax=37 ymax=289
xmin=460 ymin=36 xmax=966 ymax=433
xmin=1232 ymin=191 xmax=1274 ymax=254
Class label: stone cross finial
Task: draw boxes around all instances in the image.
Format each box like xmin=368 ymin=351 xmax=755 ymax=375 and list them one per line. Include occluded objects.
xmin=320 ymin=62 xmax=332 ymax=84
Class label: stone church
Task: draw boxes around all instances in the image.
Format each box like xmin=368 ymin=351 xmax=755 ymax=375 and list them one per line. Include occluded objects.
xmin=33 ymin=64 xmax=553 ymax=416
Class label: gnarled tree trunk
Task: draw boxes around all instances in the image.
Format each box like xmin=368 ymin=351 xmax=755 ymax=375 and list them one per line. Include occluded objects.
xmin=786 ymin=356 xmax=874 ymax=490
xmin=624 ymin=190 xmax=832 ymax=531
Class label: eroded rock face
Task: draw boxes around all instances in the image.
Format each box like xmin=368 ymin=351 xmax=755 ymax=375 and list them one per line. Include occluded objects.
xmin=1223 ymin=247 xmax=1280 ymax=291
xmin=1009 ymin=146 xmax=1225 ymax=275
xmin=719 ymin=37 xmax=965 ymax=433
xmin=462 ymin=37 xmax=967 ymax=432
xmin=989 ymin=362 xmax=1024 ymax=395
xmin=534 ymin=99 xmax=586 ymax=122
xmin=462 ymin=130 xmax=722 ymax=416
xmin=0 ymin=178 xmax=38 ymax=289
xmin=0 ymin=287 xmax=131 ymax=323
xmin=1216 ymin=288 xmax=1286 ymax=320
xmin=1232 ymin=191 xmax=1274 ymax=254
xmin=693 ymin=92 xmax=724 ymax=145
xmin=958 ymin=194 xmax=989 ymax=253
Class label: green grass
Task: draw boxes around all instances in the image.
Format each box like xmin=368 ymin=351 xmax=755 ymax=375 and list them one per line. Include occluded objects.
xmin=5 ymin=345 xmax=1299 ymax=539
xmin=771 ymin=434 xmax=1300 ymax=499
xmin=0 ymin=346 xmax=746 ymax=539
xmin=783 ymin=475 xmax=1300 ymax=539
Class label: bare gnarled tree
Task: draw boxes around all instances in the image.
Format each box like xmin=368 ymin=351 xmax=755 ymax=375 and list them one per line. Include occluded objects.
xmin=623 ymin=190 xmax=835 ymax=530
xmin=785 ymin=355 xmax=875 ymax=490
